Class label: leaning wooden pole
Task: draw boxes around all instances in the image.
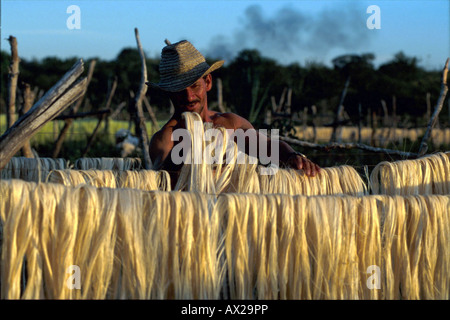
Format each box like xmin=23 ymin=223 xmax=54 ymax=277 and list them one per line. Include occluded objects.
xmin=217 ymin=78 xmax=225 ymax=113
xmin=418 ymin=58 xmax=449 ymax=156
xmin=133 ymin=27 xmax=152 ymax=169
xmin=81 ymin=78 xmax=116 ymax=157
xmin=80 ymin=113 xmax=108 ymax=158
xmin=53 ymin=59 xmax=96 ymax=158
xmin=280 ymin=136 xmax=418 ymax=159
xmin=6 ymin=36 xmax=20 ymax=129
xmin=143 ymin=95 xmax=160 ymax=131
xmin=0 ymin=59 xmax=86 ymax=171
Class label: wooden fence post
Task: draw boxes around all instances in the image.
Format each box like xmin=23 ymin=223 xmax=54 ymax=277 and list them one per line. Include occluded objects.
xmin=302 ymin=107 xmax=308 ymax=140
xmin=20 ymin=83 xmax=36 ymax=158
xmin=133 ymin=27 xmax=152 ymax=169
xmin=6 ymin=36 xmax=20 ymax=129
xmin=81 ymin=77 xmax=117 ymax=157
xmin=330 ymin=76 xmax=350 ymax=143
xmin=143 ymin=96 xmax=160 ymax=131
xmin=369 ymin=110 xmax=377 ymax=146
xmin=311 ymin=105 xmax=317 ymax=143
xmin=380 ymin=99 xmax=389 ymax=147
xmin=358 ymin=103 xmax=362 ymax=144
xmin=418 ymin=58 xmax=449 ymax=156
xmin=286 ymin=88 xmax=292 ymax=116
xmin=392 ymin=95 xmax=397 ymax=144
xmin=103 ymin=77 xmax=118 ymax=134
xmin=217 ymin=78 xmax=226 ymax=113
xmin=276 ymin=87 xmax=287 ymax=113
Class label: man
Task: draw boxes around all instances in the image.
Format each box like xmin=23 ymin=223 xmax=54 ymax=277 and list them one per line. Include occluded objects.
xmin=147 ymin=40 xmax=320 ymax=184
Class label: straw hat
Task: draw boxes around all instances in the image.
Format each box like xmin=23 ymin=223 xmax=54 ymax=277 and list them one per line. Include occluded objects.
xmin=147 ymin=40 xmax=224 ymax=92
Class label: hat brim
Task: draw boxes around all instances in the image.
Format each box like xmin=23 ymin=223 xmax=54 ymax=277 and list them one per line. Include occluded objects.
xmin=147 ymin=60 xmax=224 ymax=92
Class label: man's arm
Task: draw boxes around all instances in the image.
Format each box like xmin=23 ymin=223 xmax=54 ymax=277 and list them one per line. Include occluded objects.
xmin=223 ymin=113 xmax=321 ymax=177
xmin=149 ymin=129 xmax=172 ymax=171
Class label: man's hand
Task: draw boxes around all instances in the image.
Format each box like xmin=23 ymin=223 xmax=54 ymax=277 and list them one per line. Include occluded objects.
xmin=286 ymin=153 xmax=321 ymax=177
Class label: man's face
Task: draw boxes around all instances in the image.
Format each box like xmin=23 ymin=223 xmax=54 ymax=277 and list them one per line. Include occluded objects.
xmin=169 ymin=74 xmax=212 ymax=114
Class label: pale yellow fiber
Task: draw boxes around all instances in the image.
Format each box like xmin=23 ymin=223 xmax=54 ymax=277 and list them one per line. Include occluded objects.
xmin=370 ymin=152 xmax=450 ymax=195
xmin=46 ymin=169 xmax=171 ymax=191
xmin=1 ymin=157 xmax=68 ymax=182
xmin=1 ymin=157 xmax=142 ymax=182
xmin=73 ymin=157 xmax=142 ymax=171
xmin=0 ymin=180 xmax=224 ymax=299
xmin=3 ymin=179 xmax=447 ymax=299
xmin=172 ymin=112 xmax=368 ymax=196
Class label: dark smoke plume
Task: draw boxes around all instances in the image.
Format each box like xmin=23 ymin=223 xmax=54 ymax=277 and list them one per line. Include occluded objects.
xmin=205 ymin=3 xmax=372 ymax=64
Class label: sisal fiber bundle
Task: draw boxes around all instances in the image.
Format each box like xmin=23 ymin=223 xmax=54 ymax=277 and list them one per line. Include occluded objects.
xmin=2 ymin=179 xmax=449 ymax=300
xmin=0 ymin=179 xmax=221 ymax=299
xmin=1 ymin=157 xmax=68 ymax=182
xmin=73 ymin=157 xmax=142 ymax=171
xmin=220 ymin=161 xmax=261 ymax=194
xmin=173 ymin=112 xmax=368 ymax=196
xmin=370 ymin=152 xmax=450 ymax=195
xmin=0 ymin=179 xmax=78 ymax=299
xmin=173 ymin=112 xmax=225 ymax=194
xmin=46 ymin=169 xmax=119 ymax=188
xmin=117 ymin=170 xmax=172 ymax=191
xmin=255 ymin=165 xmax=367 ymax=196
xmin=217 ymin=193 xmax=366 ymax=299
xmin=218 ymin=192 xmax=449 ymax=300
xmin=110 ymin=189 xmax=221 ymax=299
xmin=46 ymin=169 xmax=171 ymax=191
xmin=45 ymin=163 xmax=367 ymax=196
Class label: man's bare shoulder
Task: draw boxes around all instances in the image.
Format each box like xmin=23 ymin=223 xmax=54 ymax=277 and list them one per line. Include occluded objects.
xmin=211 ymin=112 xmax=254 ymax=130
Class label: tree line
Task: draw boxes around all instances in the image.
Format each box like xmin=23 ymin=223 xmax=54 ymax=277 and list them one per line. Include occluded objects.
xmin=1 ymin=48 xmax=445 ymax=130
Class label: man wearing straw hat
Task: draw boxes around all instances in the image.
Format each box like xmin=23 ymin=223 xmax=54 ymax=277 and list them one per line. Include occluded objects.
xmin=148 ymin=40 xmax=320 ymax=180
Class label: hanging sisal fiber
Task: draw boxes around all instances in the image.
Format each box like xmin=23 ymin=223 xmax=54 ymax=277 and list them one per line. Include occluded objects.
xmin=370 ymin=152 xmax=450 ymax=195
xmin=46 ymin=169 xmax=171 ymax=191
xmin=44 ymin=165 xmax=365 ymax=196
xmin=217 ymin=192 xmax=449 ymax=300
xmin=73 ymin=157 xmax=142 ymax=171
xmin=170 ymin=112 xmax=368 ymax=196
xmin=0 ymin=180 xmax=219 ymax=299
xmin=0 ymin=157 xmax=142 ymax=183
xmin=116 ymin=170 xmax=172 ymax=191
xmin=0 ymin=112 xmax=367 ymax=197
xmin=223 ymin=164 xmax=367 ymax=196
xmin=1 ymin=157 xmax=68 ymax=182
xmin=46 ymin=169 xmax=119 ymax=188
xmin=1 ymin=179 xmax=448 ymax=300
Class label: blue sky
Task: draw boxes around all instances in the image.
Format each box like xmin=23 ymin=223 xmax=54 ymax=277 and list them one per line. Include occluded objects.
xmin=1 ymin=0 xmax=449 ymax=70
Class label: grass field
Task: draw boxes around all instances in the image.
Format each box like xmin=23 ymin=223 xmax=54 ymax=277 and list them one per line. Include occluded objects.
xmin=0 ymin=114 xmax=165 ymax=161
xmin=1 ymin=114 xmax=449 ymax=167
xmin=293 ymin=125 xmax=450 ymax=147
xmin=0 ymin=114 xmax=163 ymax=144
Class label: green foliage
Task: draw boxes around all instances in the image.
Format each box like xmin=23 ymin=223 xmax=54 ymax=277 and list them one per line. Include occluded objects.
xmin=1 ymin=47 xmax=446 ymax=167
xmin=223 ymin=49 xmax=276 ymax=125
xmin=0 ymin=48 xmax=445 ymax=129
xmin=0 ymin=51 xmax=11 ymax=111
